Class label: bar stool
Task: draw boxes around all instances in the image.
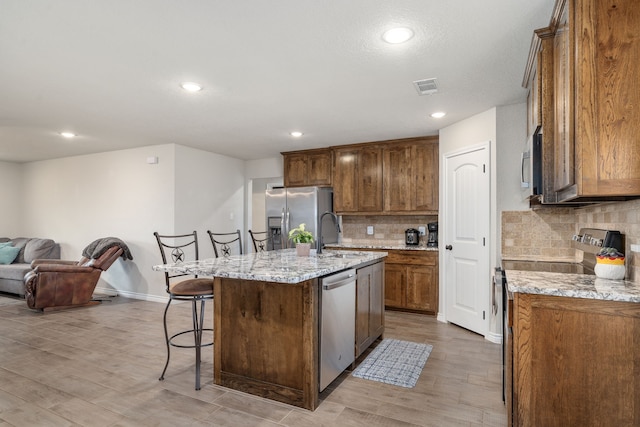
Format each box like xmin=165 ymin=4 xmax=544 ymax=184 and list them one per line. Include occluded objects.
xmin=153 ymin=231 xmax=213 ymax=390
xmin=207 ymin=229 xmax=243 ymax=257
xmin=248 ymin=230 xmax=274 ymax=252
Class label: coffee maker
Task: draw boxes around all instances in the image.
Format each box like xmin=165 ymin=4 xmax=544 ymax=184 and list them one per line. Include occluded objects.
xmin=427 ymin=222 xmax=438 ymax=248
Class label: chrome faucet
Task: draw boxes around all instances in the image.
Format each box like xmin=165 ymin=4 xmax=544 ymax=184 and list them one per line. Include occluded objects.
xmin=317 ymin=211 xmax=341 ymax=254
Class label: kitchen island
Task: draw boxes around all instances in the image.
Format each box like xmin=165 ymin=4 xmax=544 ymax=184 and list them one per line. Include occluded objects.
xmin=504 ymin=270 xmax=640 ymax=427
xmin=154 ymin=249 xmax=386 ymax=410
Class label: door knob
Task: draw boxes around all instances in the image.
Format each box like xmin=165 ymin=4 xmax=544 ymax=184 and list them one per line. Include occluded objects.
xmin=445 ymin=245 xmax=453 ymax=250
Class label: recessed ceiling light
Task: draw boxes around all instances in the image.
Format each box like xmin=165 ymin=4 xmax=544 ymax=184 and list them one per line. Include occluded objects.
xmin=430 ymin=112 xmax=446 ymax=119
xmin=60 ymin=132 xmax=76 ymax=138
xmin=382 ymin=27 xmax=414 ymax=44
xmin=290 ymin=131 xmax=303 ymax=137
xmin=180 ymin=82 xmax=202 ymax=92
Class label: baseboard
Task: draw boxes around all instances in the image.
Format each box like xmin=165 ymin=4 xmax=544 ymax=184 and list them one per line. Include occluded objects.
xmin=436 ymin=312 xmax=446 ymax=323
xmin=94 ymin=286 xmax=167 ymax=303
xmin=485 ymin=331 xmax=502 ymax=344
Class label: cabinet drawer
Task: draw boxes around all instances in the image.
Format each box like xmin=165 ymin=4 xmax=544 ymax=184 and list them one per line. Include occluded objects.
xmin=385 ymin=251 xmax=436 ymax=265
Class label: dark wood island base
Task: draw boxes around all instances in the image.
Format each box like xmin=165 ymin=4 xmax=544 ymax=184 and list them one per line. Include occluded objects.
xmin=213 ymin=277 xmax=320 ymax=410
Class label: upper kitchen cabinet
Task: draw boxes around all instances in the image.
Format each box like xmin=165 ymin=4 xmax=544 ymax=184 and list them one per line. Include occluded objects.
xmin=282 ymin=148 xmax=333 ymax=187
xmin=539 ymin=0 xmax=640 ymax=203
xmin=333 ymin=145 xmax=383 ymax=213
xmin=524 ymin=44 xmax=542 ymax=138
xmin=523 ymin=27 xmax=555 ymax=202
xmin=333 ymin=136 xmax=438 ymax=215
xmin=383 ymin=137 xmax=439 ymax=213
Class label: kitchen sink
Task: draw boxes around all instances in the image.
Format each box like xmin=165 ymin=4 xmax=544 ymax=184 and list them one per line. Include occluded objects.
xmin=315 ymin=251 xmax=361 ymax=259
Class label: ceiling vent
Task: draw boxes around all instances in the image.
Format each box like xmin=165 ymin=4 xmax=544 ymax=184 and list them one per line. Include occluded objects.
xmin=413 ymin=78 xmax=438 ymax=95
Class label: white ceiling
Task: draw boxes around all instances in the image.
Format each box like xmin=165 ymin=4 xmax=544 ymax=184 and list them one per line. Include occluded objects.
xmin=0 ymin=0 xmax=555 ymax=163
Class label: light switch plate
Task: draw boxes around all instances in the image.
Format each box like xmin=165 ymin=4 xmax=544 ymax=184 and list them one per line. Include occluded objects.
xmin=631 ymin=244 xmax=640 ymax=253
xmin=367 ymin=225 xmax=374 ymax=235
xmin=418 ymin=226 xmax=426 ymax=235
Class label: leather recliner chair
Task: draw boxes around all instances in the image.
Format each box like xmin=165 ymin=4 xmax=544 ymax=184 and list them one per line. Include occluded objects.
xmin=24 ymin=245 xmax=123 ymax=311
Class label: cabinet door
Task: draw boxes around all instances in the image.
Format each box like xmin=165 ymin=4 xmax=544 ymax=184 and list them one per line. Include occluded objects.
xmin=369 ymin=261 xmax=385 ymax=339
xmin=384 ymin=263 xmax=405 ymax=308
xmin=355 ymin=266 xmax=372 ymax=356
xmin=553 ymin=3 xmax=574 ymax=192
xmin=414 ymin=142 xmax=439 ymax=212
xmin=283 ymin=154 xmax=308 ymax=187
xmin=406 ymin=265 xmax=437 ymax=313
xmin=333 ymin=148 xmax=359 ymax=212
xmin=358 ymin=147 xmax=383 ymax=212
xmin=527 ymin=51 xmax=542 ymax=138
xmin=574 ymin=0 xmax=640 ymax=196
xmin=383 ymin=144 xmax=413 ymax=211
xmin=307 ymin=151 xmax=332 ymax=186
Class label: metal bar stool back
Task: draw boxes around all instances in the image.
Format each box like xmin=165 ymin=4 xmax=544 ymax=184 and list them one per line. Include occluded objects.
xmin=154 ymin=231 xmax=213 ymax=390
xmin=207 ymin=229 xmax=243 ymax=257
xmin=248 ymin=230 xmax=274 ymax=253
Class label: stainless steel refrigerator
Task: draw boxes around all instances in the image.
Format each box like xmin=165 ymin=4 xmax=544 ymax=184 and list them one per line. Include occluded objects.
xmin=265 ymin=186 xmax=338 ymax=250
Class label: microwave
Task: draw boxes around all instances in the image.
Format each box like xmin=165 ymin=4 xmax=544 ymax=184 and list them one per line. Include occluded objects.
xmin=521 ymin=132 xmax=543 ymax=196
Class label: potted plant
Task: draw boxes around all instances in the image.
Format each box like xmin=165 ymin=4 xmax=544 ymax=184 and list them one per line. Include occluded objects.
xmin=289 ymin=223 xmax=314 ymax=256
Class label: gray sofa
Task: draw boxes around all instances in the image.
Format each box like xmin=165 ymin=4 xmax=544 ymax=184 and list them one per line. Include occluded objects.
xmin=0 ymin=237 xmax=61 ymax=296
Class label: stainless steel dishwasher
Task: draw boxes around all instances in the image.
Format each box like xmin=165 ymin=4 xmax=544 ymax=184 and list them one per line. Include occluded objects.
xmin=319 ymin=268 xmax=356 ymax=391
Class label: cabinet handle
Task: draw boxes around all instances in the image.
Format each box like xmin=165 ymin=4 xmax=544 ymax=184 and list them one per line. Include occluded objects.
xmin=445 ymin=245 xmax=453 ymax=250
xmin=521 ymin=149 xmax=530 ymax=188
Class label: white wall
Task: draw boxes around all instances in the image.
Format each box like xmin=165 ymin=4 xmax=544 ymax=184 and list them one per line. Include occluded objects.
xmin=497 ymin=103 xmax=530 ymax=212
xmin=244 ymin=157 xmax=283 ymax=252
xmin=19 ymin=143 xmax=246 ymax=300
xmin=21 ymin=144 xmax=176 ymax=299
xmin=245 ymin=157 xmax=282 ymax=180
xmin=0 ymin=161 xmax=25 ymax=236
xmin=174 ymin=144 xmax=245 ymax=259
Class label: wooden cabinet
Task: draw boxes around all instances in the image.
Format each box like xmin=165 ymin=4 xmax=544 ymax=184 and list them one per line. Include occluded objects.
xmin=282 ymin=149 xmax=332 ymax=187
xmin=509 ymin=292 xmax=640 ymax=426
xmin=413 ymin=140 xmax=439 ymax=212
xmin=525 ymin=53 xmax=541 ymax=138
xmin=383 ymin=144 xmax=413 ymax=212
xmin=553 ymin=2 xmax=573 ymax=194
xmin=383 ymin=138 xmax=439 ymax=213
xmin=569 ymin=0 xmax=640 ymax=200
xmin=523 ymin=28 xmax=556 ymax=203
xmin=333 ymin=145 xmax=383 ymax=213
xmin=528 ymin=0 xmax=640 ymax=203
xmin=355 ymin=261 xmax=385 ymax=359
xmin=332 ymin=136 xmax=438 ymax=214
xmin=383 ymin=250 xmax=438 ymax=314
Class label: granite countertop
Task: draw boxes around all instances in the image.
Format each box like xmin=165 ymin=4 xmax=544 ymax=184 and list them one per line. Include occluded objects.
xmin=326 ymin=243 xmax=438 ymax=252
xmin=153 ymin=249 xmax=387 ymax=284
xmin=505 ymin=269 xmax=640 ymax=303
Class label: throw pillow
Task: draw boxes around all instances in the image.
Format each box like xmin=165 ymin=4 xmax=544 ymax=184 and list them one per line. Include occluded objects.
xmin=0 ymin=245 xmax=21 ymax=264
xmin=0 ymin=242 xmax=12 ymax=248
xmin=23 ymin=239 xmax=56 ymax=263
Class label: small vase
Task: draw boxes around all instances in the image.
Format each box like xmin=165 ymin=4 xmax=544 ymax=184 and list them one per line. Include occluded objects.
xmin=296 ymin=243 xmax=311 ymax=257
xmin=594 ymin=260 xmax=625 ymax=280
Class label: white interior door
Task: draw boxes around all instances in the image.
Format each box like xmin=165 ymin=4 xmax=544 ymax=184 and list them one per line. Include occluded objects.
xmin=443 ymin=143 xmax=490 ymax=336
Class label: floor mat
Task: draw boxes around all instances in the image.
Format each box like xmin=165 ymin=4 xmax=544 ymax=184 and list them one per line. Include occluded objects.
xmin=352 ymin=338 xmax=433 ymax=388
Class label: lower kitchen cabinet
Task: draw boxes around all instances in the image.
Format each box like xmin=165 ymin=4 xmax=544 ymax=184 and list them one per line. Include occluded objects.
xmin=509 ymin=293 xmax=640 ymax=426
xmin=384 ymin=250 xmax=438 ymax=315
xmin=355 ymin=261 xmax=384 ymax=359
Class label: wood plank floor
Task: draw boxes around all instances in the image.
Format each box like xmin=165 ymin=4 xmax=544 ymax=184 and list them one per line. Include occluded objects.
xmin=0 ymin=294 xmax=506 ymax=426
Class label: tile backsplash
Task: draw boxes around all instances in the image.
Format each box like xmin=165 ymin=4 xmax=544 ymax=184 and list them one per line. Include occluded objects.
xmin=501 ymin=208 xmax=576 ymax=262
xmin=340 ymin=215 xmax=437 ymax=246
xmin=502 ymin=199 xmax=640 ymax=283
